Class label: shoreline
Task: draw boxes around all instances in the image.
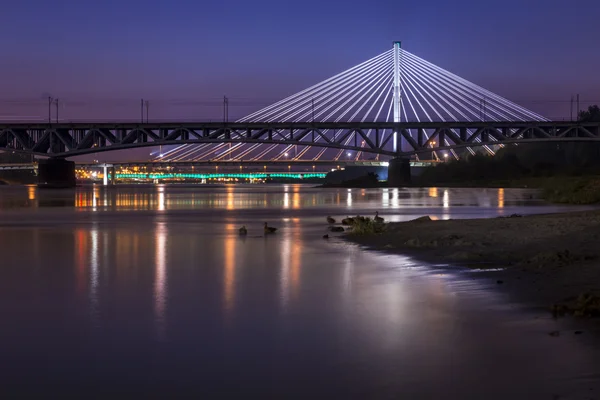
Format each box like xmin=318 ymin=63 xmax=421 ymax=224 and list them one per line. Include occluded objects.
xmin=344 ymin=210 xmax=600 ymax=319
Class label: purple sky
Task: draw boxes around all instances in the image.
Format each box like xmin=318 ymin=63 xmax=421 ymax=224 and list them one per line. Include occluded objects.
xmin=1 ymin=0 xmax=600 ymax=159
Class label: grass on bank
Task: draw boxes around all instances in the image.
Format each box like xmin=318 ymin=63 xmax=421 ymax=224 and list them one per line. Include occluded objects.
xmin=413 ymin=144 xmax=600 ymax=205
xmin=540 ymin=176 xmax=600 ymax=204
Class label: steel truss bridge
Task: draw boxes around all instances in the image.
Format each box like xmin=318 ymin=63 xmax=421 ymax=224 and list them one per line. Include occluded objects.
xmin=1 ymin=42 xmax=594 ymax=163
xmin=0 ymin=121 xmax=598 ymax=159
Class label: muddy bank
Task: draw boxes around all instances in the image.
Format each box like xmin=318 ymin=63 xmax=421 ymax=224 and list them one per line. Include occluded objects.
xmin=345 ymin=211 xmax=600 ymax=317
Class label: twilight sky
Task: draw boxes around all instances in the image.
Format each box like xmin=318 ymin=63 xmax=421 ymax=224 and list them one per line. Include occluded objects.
xmin=1 ymin=0 xmax=600 ymax=123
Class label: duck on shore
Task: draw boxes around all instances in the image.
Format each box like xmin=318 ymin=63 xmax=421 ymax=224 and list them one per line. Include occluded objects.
xmin=264 ymin=222 xmax=277 ymax=234
xmin=342 ymin=217 xmax=355 ymax=226
xmin=239 ymin=226 xmax=247 ymax=235
xmin=374 ymin=211 xmax=384 ymax=223
xmin=326 ymin=216 xmax=336 ymax=224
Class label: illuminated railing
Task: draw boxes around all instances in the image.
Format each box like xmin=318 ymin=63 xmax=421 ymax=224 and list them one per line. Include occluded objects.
xmin=113 ymin=173 xmax=326 ymax=180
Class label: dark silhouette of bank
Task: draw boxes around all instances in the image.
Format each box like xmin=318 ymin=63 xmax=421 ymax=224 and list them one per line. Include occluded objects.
xmin=414 ymin=105 xmax=600 ymax=203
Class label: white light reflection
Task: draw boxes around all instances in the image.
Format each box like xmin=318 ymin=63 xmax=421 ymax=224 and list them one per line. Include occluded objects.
xmin=346 ymin=189 xmax=353 ymax=207
xmin=154 ymin=222 xmax=168 ymax=340
xmin=382 ymin=188 xmax=389 ymax=208
xmin=391 ymin=188 xmax=399 ymax=208
xmin=89 ymin=225 xmax=99 ymax=326
xmin=92 ymin=185 xmax=99 ymax=211
xmin=342 ymin=247 xmax=354 ymax=300
xmin=442 ymin=189 xmax=450 ymax=220
xmin=279 ymin=222 xmax=302 ymax=313
xmin=280 ymin=229 xmax=291 ymax=312
xmin=283 ymin=192 xmax=290 ymax=209
xmin=157 ymin=185 xmax=166 ymax=211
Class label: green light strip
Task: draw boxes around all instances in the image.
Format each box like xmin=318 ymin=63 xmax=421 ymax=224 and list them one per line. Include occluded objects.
xmin=110 ymin=172 xmax=326 ymax=180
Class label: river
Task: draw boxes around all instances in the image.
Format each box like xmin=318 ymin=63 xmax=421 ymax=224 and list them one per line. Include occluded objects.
xmin=0 ymin=184 xmax=598 ymax=398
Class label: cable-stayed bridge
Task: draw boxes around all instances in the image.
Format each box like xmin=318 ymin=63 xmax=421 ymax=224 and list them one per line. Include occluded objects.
xmin=0 ymin=43 xmax=598 ymax=162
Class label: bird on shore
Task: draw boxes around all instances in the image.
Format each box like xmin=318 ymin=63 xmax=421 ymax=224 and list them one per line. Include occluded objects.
xmin=239 ymin=226 xmax=247 ymax=235
xmin=264 ymin=222 xmax=277 ymax=234
xmin=374 ymin=211 xmax=384 ymax=223
xmin=326 ymin=216 xmax=336 ymax=224
xmin=323 ymin=234 xmax=329 ymax=239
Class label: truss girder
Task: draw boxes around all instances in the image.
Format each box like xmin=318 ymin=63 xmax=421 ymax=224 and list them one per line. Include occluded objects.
xmin=0 ymin=122 xmax=598 ymax=158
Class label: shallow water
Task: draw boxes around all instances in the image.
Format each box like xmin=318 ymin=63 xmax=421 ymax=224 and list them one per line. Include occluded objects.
xmin=0 ymin=184 xmax=598 ymax=398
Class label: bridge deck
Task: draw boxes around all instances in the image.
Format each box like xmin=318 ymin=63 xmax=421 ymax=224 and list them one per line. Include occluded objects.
xmin=0 ymin=121 xmax=598 ymax=158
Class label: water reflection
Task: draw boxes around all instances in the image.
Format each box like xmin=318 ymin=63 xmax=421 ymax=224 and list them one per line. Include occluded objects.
xmin=223 ymin=224 xmax=236 ymax=317
xmin=0 ymin=185 xmax=548 ymax=213
xmin=381 ymin=189 xmax=390 ymax=208
xmin=157 ymin=185 xmax=166 ymax=211
xmin=75 ymin=229 xmax=87 ymax=295
xmin=226 ymin=186 xmax=234 ymax=210
xmin=92 ymin=186 xmax=99 ymax=211
xmin=280 ymin=230 xmax=290 ymax=311
xmin=90 ymin=224 xmax=99 ymax=325
xmin=0 ymin=186 xmax=599 ymax=397
xmin=391 ymin=188 xmax=399 ymax=208
xmin=27 ymin=185 xmax=36 ymax=201
xmin=154 ymin=221 xmax=168 ymax=340
xmin=279 ymin=222 xmax=302 ymax=312
xmin=283 ymin=192 xmax=290 ymax=209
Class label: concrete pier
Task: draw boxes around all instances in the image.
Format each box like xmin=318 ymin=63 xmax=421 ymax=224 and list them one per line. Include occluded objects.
xmin=387 ymin=157 xmax=411 ymax=187
xmin=37 ymin=158 xmax=76 ymax=188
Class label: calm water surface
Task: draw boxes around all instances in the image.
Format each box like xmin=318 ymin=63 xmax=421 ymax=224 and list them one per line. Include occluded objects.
xmin=1 ymin=184 xmax=599 ymax=398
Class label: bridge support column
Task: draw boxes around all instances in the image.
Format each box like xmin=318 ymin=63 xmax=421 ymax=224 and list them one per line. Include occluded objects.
xmin=37 ymin=158 xmax=76 ymax=188
xmin=387 ymin=157 xmax=411 ymax=187
xmin=110 ymin=167 xmax=116 ymax=185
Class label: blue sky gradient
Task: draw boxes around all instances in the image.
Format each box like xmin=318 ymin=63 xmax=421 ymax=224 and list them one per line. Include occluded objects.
xmin=1 ymin=0 xmax=599 ymax=121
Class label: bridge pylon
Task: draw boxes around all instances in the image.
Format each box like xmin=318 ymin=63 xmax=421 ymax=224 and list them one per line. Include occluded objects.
xmin=392 ymin=41 xmax=402 ymax=153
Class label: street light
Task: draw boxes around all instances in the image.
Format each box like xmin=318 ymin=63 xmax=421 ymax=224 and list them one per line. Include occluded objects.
xmin=284 ymin=152 xmax=289 ymax=157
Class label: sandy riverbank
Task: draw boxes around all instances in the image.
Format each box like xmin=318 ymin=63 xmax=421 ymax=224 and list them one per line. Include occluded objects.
xmin=345 ymin=211 xmax=600 ymax=317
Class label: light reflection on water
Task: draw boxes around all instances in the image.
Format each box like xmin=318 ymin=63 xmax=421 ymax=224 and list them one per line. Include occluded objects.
xmin=154 ymin=221 xmax=167 ymax=340
xmin=0 ymin=184 xmax=548 ymax=216
xmin=0 ymin=185 xmax=598 ymax=397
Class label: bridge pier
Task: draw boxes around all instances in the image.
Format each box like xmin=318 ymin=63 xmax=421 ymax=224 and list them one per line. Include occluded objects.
xmin=37 ymin=158 xmax=76 ymax=188
xmin=387 ymin=157 xmax=411 ymax=187
xmin=101 ymin=165 xmax=117 ymax=186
